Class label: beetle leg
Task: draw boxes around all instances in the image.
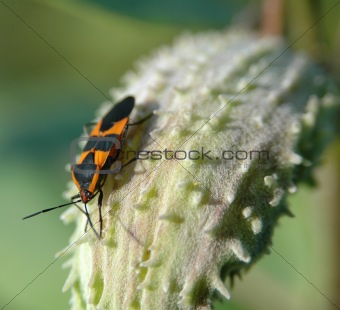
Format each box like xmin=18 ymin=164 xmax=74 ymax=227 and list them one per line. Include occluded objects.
xmin=98 ymin=190 xmax=104 ymax=237
xmin=127 ymin=112 xmax=153 ymax=127
xmin=84 ymin=204 xmax=100 ymax=239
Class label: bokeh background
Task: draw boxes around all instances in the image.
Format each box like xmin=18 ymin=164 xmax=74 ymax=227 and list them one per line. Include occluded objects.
xmin=1 ymin=0 xmax=339 ymax=309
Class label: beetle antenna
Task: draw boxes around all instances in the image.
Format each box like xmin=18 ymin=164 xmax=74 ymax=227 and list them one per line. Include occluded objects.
xmin=22 ymin=200 xmax=82 ymax=220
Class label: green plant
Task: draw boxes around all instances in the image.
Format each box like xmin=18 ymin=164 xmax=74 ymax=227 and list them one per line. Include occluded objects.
xmin=61 ymin=28 xmax=339 ymax=310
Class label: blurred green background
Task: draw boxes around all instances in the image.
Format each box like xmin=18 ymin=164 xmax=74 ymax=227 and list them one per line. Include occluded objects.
xmin=0 ymin=0 xmax=339 ymax=309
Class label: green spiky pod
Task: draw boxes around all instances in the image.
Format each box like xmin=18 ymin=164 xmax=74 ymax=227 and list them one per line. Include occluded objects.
xmin=60 ymin=29 xmax=339 ymax=310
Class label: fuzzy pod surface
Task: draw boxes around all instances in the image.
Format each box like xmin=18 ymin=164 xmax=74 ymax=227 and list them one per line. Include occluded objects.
xmin=60 ymin=29 xmax=339 ymax=310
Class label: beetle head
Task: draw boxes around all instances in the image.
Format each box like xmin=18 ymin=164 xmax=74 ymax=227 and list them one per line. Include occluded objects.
xmin=80 ymin=189 xmax=93 ymax=203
